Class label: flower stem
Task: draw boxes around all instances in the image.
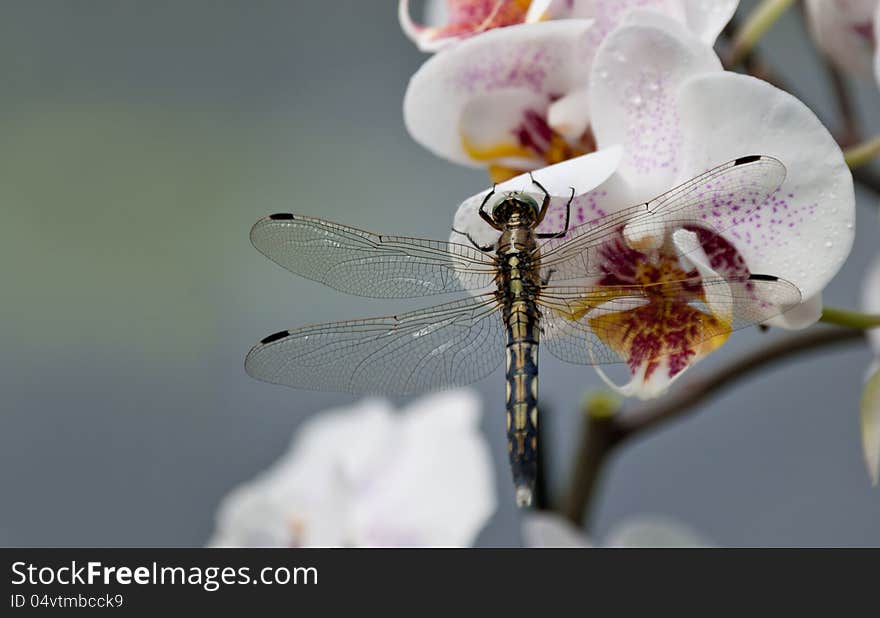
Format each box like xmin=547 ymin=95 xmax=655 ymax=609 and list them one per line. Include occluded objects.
xmin=730 ymin=0 xmax=797 ymax=66
xmin=844 ymin=136 xmax=880 ymax=169
xmin=562 ymin=393 xmax=623 ymax=526
xmin=820 ymin=307 xmax=880 ymax=329
xmin=562 ymin=327 xmax=866 ymax=527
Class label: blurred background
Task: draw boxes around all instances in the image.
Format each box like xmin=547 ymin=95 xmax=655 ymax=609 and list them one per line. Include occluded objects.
xmin=1 ymin=0 xmax=879 ymax=546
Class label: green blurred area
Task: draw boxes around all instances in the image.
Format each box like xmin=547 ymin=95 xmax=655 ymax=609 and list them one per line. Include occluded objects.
xmin=1 ymin=105 xmax=247 ymax=359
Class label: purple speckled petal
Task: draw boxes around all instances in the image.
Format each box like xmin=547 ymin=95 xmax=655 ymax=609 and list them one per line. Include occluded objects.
xmin=404 ymin=20 xmax=595 ymax=166
xmin=588 ymin=15 xmax=722 ymax=203
xmin=676 ymin=72 xmax=855 ymax=309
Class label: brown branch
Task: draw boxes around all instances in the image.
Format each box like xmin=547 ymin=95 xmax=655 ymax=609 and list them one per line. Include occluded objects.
xmin=853 ymin=166 xmax=880 ymax=196
xmin=619 ymin=327 xmax=865 ymax=436
xmin=562 ymin=327 xmax=866 ymax=527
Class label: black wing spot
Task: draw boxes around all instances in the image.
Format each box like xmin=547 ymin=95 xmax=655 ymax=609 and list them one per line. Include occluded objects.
xmin=260 ymin=330 xmax=290 ymax=344
xmin=734 ymin=155 xmax=762 ymax=166
xmin=748 ymin=273 xmax=779 ymax=282
xmin=268 ymin=213 xmax=295 ymax=220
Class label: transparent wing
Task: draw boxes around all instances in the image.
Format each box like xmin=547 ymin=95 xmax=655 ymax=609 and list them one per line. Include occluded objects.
xmin=537 ymin=274 xmax=802 ymax=365
xmin=538 ymin=155 xmax=786 ymax=281
xmin=246 ymin=294 xmax=505 ymax=394
xmin=251 ymin=214 xmax=497 ymax=298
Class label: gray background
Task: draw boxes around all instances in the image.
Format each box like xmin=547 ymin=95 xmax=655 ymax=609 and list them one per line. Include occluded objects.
xmin=1 ymin=0 xmax=878 ymax=547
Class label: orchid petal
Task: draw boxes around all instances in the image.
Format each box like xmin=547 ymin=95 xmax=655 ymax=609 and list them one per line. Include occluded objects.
xmin=351 ymin=390 xmax=497 ymax=547
xmin=863 ymin=252 xmax=880 ymax=484
xmin=572 ymin=1 xmax=689 ymax=50
xmin=208 ymin=393 xmax=495 ymax=548
xmin=526 ymin=0 xmax=556 ymax=22
xmin=805 ymin=0 xmax=878 ymax=78
xmin=547 ymin=86 xmax=592 ymax=140
xmin=522 ymin=512 xmax=592 ymax=547
xmin=678 ymin=0 xmax=740 ymax=44
xmin=764 ymin=293 xmax=824 ymax=329
xmin=404 ymin=20 xmax=595 ymax=167
xmin=605 ymin=515 xmax=713 ymax=547
xmin=875 ymin=2 xmax=880 ymax=85
xmin=592 ymin=357 xmax=676 ymax=399
xmin=591 ymin=233 xmax=730 ymax=400
xmin=863 ymin=253 xmax=880 ymax=356
xmin=862 ymin=367 xmax=880 ymax=486
xmin=589 ymin=17 xmax=722 ymax=203
xmin=450 ymin=147 xmax=622 ymax=247
xmin=400 ymin=0 xmax=537 ymax=52
xmin=676 ymin=72 xmax=855 ymax=309
xmin=673 ymin=228 xmax=734 ymax=323
xmin=532 ymin=0 xmax=737 ymax=46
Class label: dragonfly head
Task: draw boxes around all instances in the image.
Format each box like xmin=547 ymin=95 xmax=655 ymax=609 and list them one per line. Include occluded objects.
xmin=490 ymin=192 xmax=541 ymax=227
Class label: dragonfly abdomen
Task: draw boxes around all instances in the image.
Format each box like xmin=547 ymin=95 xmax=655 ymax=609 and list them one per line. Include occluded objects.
xmin=505 ymin=300 xmax=540 ymax=508
xmin=497 ymin=226 xmax=542 ymax=508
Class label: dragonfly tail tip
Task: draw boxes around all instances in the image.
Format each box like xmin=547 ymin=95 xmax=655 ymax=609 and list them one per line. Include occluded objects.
xmin=515 ymin=485 xmax=534 ymax=508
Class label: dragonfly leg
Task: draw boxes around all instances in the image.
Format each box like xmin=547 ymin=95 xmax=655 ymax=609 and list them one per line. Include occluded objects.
xmin=530 ymin=173 xmax=552 ymax=224
xmin=479 ymin=184 xmax=503 ymax=230
xmin=535 ymin=187 xmax=575 ymax=239
xmin=451 ymin=226 xmax=495 ymax=252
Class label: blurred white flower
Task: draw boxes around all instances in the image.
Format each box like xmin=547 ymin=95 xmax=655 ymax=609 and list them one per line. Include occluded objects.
xmin=401 ymin=0 xmax=738 ymax=55
xmin=443 ymin=15 xmax=854 ymax=398
xmin=523 ymin=512 xmax=713 ymax=547
xmin=208 ymin=390 xmax=496 ymax=547
xmin=861 ymin=254 xmax=880 ymax=485
xmin=404 ymin=4 xmax=738 ymax=181
xmin=805 ymin=0 xmax=879 ymax=85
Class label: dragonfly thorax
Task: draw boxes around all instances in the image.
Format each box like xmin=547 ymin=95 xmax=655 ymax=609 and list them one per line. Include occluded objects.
xmin=490 ymin=193 xmax=541 ymax=229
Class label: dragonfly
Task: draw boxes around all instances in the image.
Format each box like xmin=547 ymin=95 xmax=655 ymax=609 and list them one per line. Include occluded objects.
xmin=245 ymin=155 xmax=801 ymax=507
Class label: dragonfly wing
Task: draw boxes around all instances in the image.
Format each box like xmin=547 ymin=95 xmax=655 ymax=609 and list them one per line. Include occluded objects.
xmin=537 ymin=274 xmax=802 ymax=366
xmin=251 ymin=214 xmax=497 ymax=298
xmin=538 ymin=155 xmax=786 ymax=282
xmin=246 ymin=294 xmax=505 ymax=394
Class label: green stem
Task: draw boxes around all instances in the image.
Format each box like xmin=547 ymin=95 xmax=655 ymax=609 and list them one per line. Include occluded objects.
xmin=730 ymin=0 xmax=797 ymax=66
xmin=820 ymin=307 xmax=880 ymax=329
xmin=844 ymin=136 xmax=880 ymax=169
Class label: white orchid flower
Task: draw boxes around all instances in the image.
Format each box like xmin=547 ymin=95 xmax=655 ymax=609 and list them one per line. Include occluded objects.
xmin=523 ymin=511 xmax=713 ymax=547
xmin=404 ymin=4 xmax=738 ymax=181
xmin=208 ymin=390 xmax=496 ymax=547
xmin=417 ymin=15 xmax=854 ymax=398
xmin=400 ymin=0 xmax=738 ymax=55
xmin=861 ymin=254 xmax=880 ymax=485
xmin=805 ymin=0 xmax=879 ymax=85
